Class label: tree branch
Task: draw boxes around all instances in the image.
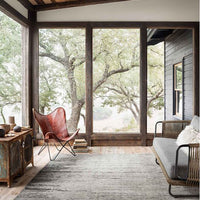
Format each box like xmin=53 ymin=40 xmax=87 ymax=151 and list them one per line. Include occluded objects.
xmin=147 ymin=88 xmax=163 ymax=110
xmin=39 ymin=52 xmax=66 ymax=66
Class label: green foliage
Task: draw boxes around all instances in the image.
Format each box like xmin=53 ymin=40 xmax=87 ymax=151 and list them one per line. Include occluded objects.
xmin=39 ymin=29 xmax=85 ymax=113
xmin=93 ymin=31 xmax=164 ymax=130
xmin=0 ymin=11 xmax=22 ymax=123
xmin=147 ymin=42 xmax=164 ymax=117
xmin=93 ymin=29 xmax=140 ymax=121
xmin=0 ymin=15 xmax=165 ymax=131
xmin=39 ymin=28 xmax=164 ymax=131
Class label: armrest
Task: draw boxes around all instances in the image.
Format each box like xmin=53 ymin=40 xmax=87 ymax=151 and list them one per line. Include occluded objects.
xmin=155 ymin=120 xmax=190 ymax=139
xmin=175 ymin=143 xmax=199 ymax=181
xmin=162 ymin=120 xmax=190 ymax=124
xmin=154 ymin=121 xmax=162 ymax=137
xmin=66 ymin=128 xmax=80 ymax=141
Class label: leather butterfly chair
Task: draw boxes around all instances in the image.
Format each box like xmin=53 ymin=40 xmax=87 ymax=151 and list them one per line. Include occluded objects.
xmin=33 ymin=107 xmax=79 ymax=161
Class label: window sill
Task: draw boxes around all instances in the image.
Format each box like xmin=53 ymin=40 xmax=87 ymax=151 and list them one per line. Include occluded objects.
xmin=173 ymin=115 xmax=182 ymax=120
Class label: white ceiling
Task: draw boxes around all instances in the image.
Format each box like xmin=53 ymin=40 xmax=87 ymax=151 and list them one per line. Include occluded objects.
xmin=37 ymin=0 xmax=199 ymax=22
xmin=3 ymin=0 xmax=199 ymax=22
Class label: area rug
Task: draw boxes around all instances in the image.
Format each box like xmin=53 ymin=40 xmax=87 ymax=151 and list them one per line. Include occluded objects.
xmin=15 ymin=153 xmax=198 ymax=200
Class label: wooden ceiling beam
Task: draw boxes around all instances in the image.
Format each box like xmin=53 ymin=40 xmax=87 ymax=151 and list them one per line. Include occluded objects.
xmin=34 ymin=0 xmax=130 ymax=11
xmin=35 ymin=0 xmax=45 ymax=5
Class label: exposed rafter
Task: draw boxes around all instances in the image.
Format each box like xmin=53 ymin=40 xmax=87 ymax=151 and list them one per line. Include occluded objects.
xmin=19 ymin=0 xmax=129 ymax=11
xmin=35 ymin=0 xmax=45 ymax=5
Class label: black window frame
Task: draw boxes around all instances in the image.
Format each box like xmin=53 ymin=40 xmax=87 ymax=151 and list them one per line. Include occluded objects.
xmin=173 ymin=62 xmax=183 ymax=119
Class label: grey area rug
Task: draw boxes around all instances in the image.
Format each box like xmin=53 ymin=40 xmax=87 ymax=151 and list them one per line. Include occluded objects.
xmin=15 ymin=153 xmax=198 ymax=200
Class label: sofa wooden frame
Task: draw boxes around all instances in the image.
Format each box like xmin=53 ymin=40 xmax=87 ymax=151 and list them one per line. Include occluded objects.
xmin=153 ymin=120 xmax=199 ymax=198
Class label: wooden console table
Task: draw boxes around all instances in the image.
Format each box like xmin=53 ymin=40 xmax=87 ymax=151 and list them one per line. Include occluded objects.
xmin=0 ymin=129 xmax=34 ymax=187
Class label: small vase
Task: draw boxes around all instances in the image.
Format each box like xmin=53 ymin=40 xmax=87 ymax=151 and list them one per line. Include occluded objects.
xmin=10 ymin=123 xmax=16 ymax=130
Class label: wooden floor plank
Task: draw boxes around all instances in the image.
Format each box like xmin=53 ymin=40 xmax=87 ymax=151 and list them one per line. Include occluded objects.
xmin=0 ymin=146 xmax=152 ymax=200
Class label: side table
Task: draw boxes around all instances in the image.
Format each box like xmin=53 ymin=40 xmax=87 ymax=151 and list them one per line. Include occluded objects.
xmin=0 ymin=129 xmax=34 ymax=187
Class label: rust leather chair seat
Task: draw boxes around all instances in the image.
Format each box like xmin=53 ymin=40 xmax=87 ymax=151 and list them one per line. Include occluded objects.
xmin=33 ymin=107 xmax=79 ymax=161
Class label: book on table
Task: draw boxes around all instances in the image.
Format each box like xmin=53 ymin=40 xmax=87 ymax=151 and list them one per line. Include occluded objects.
xmin=74 ymin=139 xmax=87 ymax=144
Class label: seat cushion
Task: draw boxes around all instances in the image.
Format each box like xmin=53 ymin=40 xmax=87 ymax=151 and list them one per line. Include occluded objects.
xmin=153 ymin=137 xmax=188 ymax=179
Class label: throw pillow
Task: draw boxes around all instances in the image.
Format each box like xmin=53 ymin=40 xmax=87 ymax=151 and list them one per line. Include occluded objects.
xmin=176 ymin=125 xmax=200 ymax=146
xmin=190 ymin=115 xmax=200 ymax=132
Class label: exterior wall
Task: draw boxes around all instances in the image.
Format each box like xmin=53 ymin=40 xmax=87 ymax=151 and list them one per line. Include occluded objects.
xmin=37 ymin=0 xmax=199 ymax=22
xmin=165 ymin=29 xmax=193 ymax=120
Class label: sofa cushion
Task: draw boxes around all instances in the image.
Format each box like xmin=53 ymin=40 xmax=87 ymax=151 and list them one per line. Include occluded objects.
xmin=153 ymin=137 xmax=188 ymax=179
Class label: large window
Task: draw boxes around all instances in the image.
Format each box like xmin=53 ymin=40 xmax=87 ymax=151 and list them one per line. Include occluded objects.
xmin=36 ymin=25 xmax=196 ymax=139
xmin=39 ymin=29 xmax=86 ymax=133
xmin=173 ymin=62 xmax=183 ymax=117
xmin=0 ymin=11 xmax=22 ymax=125
xmin=93 ymin=29 xmax=140 ymax=133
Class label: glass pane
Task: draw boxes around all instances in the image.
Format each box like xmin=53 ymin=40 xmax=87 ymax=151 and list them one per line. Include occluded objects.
xmin=0 ymin=11 xmax=22 ymax=125
xmin=147 ymin=42 xmax=164 ymax=133
xmin=93 ymin=29 xmax=140 ymax=133
xmin=39 ymin=29 xmax=85 ymax=133
xmin=175 ymin=64 xmax=182 ymax=90
xmin=176 ymin=91 xmax=182 ymax=115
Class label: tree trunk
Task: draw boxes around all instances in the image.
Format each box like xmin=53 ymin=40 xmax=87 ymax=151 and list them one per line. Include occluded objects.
xmin=40 ymin=106 xmax=45 ymax=114
xmin=67 ymin=102 xmax=83 ymax=132
xmin=0 ymin=107 xmax=6 ymax=123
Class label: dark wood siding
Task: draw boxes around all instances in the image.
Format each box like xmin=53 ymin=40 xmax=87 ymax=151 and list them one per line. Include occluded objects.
xmin=165 ymin=29 xmax=193 ymax=120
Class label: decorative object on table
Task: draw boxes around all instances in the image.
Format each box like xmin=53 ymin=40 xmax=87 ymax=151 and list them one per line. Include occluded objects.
xmin=73 ymin=139 xmax=89 ymax=153
xmin=8 ymin=116 xmax=16 ymax=130
xmin=0 ymin=124 xmax=10 ymax=134
xmin=6 ymin=133 xmax=15 ymax=137
xmin=13 ymin=125 xmax=21 ymax=132
xmin=0 ymin=128 xmax=5 ymax=137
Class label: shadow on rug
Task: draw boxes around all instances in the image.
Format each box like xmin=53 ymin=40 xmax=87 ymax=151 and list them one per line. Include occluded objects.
xmin=15 ymin=153 xmax=198 ymax=200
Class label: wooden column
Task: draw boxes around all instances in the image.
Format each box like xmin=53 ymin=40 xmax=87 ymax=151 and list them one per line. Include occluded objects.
xmin=140 ymin=26 xmax=147 ymax=146
xmin=85 ymin=24 xmax=93 ymax=146
xmin=193 ymin=25 xmax=199 ymax=116
xmin=28 ymin=11 xmax=39 ymax=141
xmin=22 ymin=26 xmax=29 ymax=126
xmin=22 ymin=11 xmax=37 ymax=128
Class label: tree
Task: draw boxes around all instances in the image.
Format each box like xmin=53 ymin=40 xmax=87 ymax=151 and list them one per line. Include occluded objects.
xmin=39 ymin=29 xmax=164 ymax=132
xmin=95 ymin=41 xmax=164 ymax=130
xmin=0 ymin=11 xmax=22 ymax=123
xmin=39 ymin=29 xmax=138 ymax=131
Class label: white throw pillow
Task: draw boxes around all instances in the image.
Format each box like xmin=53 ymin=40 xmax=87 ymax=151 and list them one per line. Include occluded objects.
xmin=176 ymin=125 xmax=200 ymax=146
xmin=190 ymin=115 xmax=200 ymax=132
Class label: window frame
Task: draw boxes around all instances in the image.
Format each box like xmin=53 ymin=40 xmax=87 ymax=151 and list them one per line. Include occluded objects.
xmin=0 ymin=3 xmax=198 ymax=143
xmin=173 ymin=62 xmax=183 ymax=118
